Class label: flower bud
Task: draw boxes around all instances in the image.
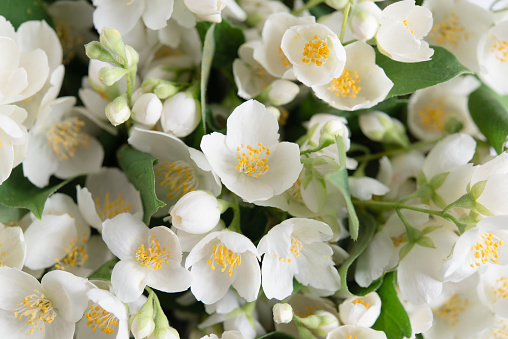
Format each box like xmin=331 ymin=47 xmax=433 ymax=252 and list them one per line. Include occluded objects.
xmin=338 ymin=292 xmax=382 ymax=328
xmin=100 ymin=27 xmax=127 ymax=66
xmin=170 ymin=191 xmax=220 ymax=234
xmin=154 ymin=83 xmax=180 ymax=100
xmin=98 ymin=66 xmax=128 ymax=86
xmin=273 ymin=303 xmax=293 ymax=324
xmin=359 ymin=111 xmax=409 ymax=147
xmin=266 ymin=79 xmax=299 ymax=106
xmin=84 ymin=41 xmax=118 ymax=65
xmin=131 ymin=314 xmax=156 ymax=339
xmin=161 ymin=92 xmax=201 ymax=137
xmin=318 ymin=119 xmax=348 ymax=148
xmin=126 ymin=45 xmax=139 ymax=67
xmin=148 ymin=327 xmax=180 ymax=339
xmin=350 ymin=2 xmax=381 ymax=41
xmin=313 ymin=310 xmax=340 ymax=337
xmin=106 ymin=96 xmax=131 ymax=126
xmin=132 ymin=93 xmax=163 ymax=126
xmin=324 ymin=0 xmax=348 ymax=10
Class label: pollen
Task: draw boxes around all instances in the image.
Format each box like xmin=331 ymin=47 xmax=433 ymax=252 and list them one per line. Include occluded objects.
xmin=0 ymin=243 xmax=8 ymax=266
xmin=347 ymin=336 xmax=359 ymax=339
xmin=95 ymin=193 xmax=133 ymax=220
xmin=54 ymin=236 xmax=89 ymax=271
xmin=236 ymin=143 xmax=270 ymax=178
xmin=136 ymin=235 xmax=170 ymax=270
xmin=208 ymin=243 xmax=241 ymax=277
xmin=492 ymin=277 xmax=508 ymax=300
xmin=469 ymin=233 xmax=504 ymax=268
xmin=352 ymin=298 xmax=371 ymax=309
xmin=11 ymin=290 xmax=56 ymax=336
xmin=402 ymin=19 xmax=414 ymax=35
xmin=279 ymin=47 xmax=291 ymax=67
xmin=154 ymin=160 xmax=197 ymax=200
xmin=418 ymin=99 xmax=446 ymax=132
xmin=329 ymin=68 xmax=361 ymax=98
xmin=86 ymin=304 xmax=119 ymax=335
xmin=274 ymin=237 xmax=303 ymax=263
xmin=302 ymin=35 xmax=330 ymax=66
xmin=430 ymin=13 xmax=468 ymax=47
xmin=434 ymin=294 xmax=468 ymax=326
xmin=46 ymin=116 xmax=90 ymax=160
xmin=492 ymin=39 xmax=508 ymax=63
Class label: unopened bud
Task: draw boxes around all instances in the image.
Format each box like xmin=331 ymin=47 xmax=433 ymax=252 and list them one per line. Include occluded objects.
xmin=313 ymin=311 xmax=340 ymax=337
xmin=359 ymin=111 xmax=409 ymax=147
xmin=273 ymin=303 xmax=293 ymax=324
xmin=266 ymin=79 xmax=300 ymax=106
xmin=98 ymin=66 xmax=128 ymax=86
xmin=85 ymin=41 xmax=118 ymax=65
xmin=132 ymin=93 xmax=163 ymax=126
xmin=106 ymin=96 xmax=131 ymax=126
xmin=131 ymin=314 xmax=156 ymax=339
xmin=154 ymin=83 xmax=180 ymax=100
xmin=100 ymin=27 xmax=127 ymax=66
xmin=324 ymin=0 xmax=348 ymax=10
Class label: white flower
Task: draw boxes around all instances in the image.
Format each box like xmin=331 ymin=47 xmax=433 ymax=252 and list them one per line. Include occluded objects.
xmin=423 ymin=0 xmax=493 ymax=73
xmin=22 ymin=96 xmax=104 ymax=188
xmin=201 ymin=330 xmax=246 ymax=339
xmin=200 ymin=100 xmax=302 ymax=203
xmin=76 ymin=167 xmax=143 ymax=232
xmin=170 ymin=191 xmax=221 ymax=234
xmin=93 ymin=0 xmax=175 ymax=35
xmin=376 ymin=0 xmax=434 ymax=62
xmin=0 ymin=267 xmax=90 ymax=338
xmin=75 ymin=288 xmax=129 ymax=339
xmin=338 ymin=292 xmax=381 ymax=328
xmin=0 ymin=223 xmax=25 ymax=269
xmin=132 ymin=93 xmax=163 ymax=127
xmin=0 ymin=16 xmax=50 ymax=105
xmin=273 ymin=303 xmax=293 ymax=324
xmin=257 ymin=218 xmax=340 ymax=300
xmin=280 ymin=23 xmax=346 ymax=87
xmin=0 ymin=105 xmax=28 ymax=184
xmin=252 ymin=13 xmax=315 ymax=79
xmin=407 ymin=76 xmax=481 ymax=141
xmin=161 ymin=91 xmax=200 ymax=137
xmin=128 ymin=126 xmax=221 ymax=217
xmin=441 ymin=216 xmax=508 ymax=283
xmin=478 ymin=266 xmax=508 ymax=318
xmin=477 ymin=20 xmax=508 ymax=95
xmin=185 ymin=230 xmax=261 ymax=304
xmin=326 ymin=325 xmax=387 ymax=339
xmin=102 ymin=213 xmax=192 ymax=303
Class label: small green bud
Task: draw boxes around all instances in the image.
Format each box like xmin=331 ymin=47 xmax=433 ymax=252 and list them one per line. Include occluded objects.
xmin=273 ymin=303 xmax=293 ymax=324
xmin=98 ymin=66 xmax=128 ymax=87
xmin=100 ymin=27 xmax=127 ymax=66
xmin=324 ymin=0 xmax=348 ymax=10
xmin=154 ymin=83 xmax=179 ymax=100
xmin=84 ymin=41 xmax=118 ymax=65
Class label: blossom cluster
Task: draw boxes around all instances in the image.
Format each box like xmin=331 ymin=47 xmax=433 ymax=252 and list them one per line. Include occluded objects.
xmin=0 ymin=0 xmax=508 ymax=338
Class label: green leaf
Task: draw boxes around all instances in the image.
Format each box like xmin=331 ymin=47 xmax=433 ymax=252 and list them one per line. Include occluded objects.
xmin=429 ymin=172 xmax=449 ymax=190
xmin=398 ymin=242 xmax=414 ymax=261
xmin=256 ymin=332 xmax=295 ymax=339
xmin=212 ymin=20 xmax=245 ymax=69
xmin=469 ymin=85 xmax=508 ymax=154
xmin=470 ymin=180 xmax=488 ymax=200
xmin=336 ymin=209 xmax=377 ymax=298
xmin=376 ymin=46 xmax=471 ymax=98
xmin=0 ymin=0 xmax=52 ymax=29
xmin=475 ymin=202 xmax=493 ymax=216
xmin=0 ymin=166 xmax=70 ymax=219
xmin=117 ymin=145 xmax=166 ymax=225
xmin=0 ymin=204 xmax=28 ymax=223
xmin=416 ymin=236 xmax=436 ymax=249
xmin=421 ymin=225 xmax=441 ymax=235
xmin=349 ymin=276 xmax=384 ymax=296
xmin=326 ymin=168 xmax=359 ymax=240
xmin=200 ymin=23 xmax=216 ymax=136
xmin=372 ymin=272 xmax=412 ymax=339
xmin=88 ymin=258 xmax=119 ymax=280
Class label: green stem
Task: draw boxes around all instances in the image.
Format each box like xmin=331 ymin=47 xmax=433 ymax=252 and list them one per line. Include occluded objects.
xmin=126 ymin=73 xmax=133 ymax=106
xmin=228 ymin=194 xmax=242 ymax=234
xmin=340 ymin=1 xmax=352 ymax=42
xmin=353 ymin=137 xmax=443 ymax=162
xmin=292 ymin=0 xmax=326 ymax=15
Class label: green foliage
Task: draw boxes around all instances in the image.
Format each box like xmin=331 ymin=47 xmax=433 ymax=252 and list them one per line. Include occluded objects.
xmin=372 ymin=272 xmax=412 ymax=339
xmin=212 ymin=20 xmax=245 ymax=69
xmin=469 ymin=85 xmax=508 ymax=154
xmin=326 ymin=168 xmax=359 ymax=240
xmin=0 ymin=0 xmax=52 ymax=29
xmin=200 ymin=23 xmax=216 ymax=137
xmin=240 ymin=205 xmax=268 ymax=244
xmin=0 ymin=166 xmax=70 ymax=219
xmin=335 ymin=209 xmax=377 ymax=297
xmin=117 ymin=145 xmax=166 ymax=225
xmin=376 ymin=46 xmax=471 ymax=98
xmin=0 ymin=204 xmax=28 ymax=223
xmin=257 ymin=332 xmax=296 ymax=339
xmin=88 ymin=258 xmax=119 ymax=280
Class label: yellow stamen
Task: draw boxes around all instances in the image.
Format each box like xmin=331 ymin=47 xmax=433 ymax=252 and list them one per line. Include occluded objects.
xmin=236 ymin=143 xmax=270 ymax=178
xmin=302 ymin=35 xmax=330 ymax=66
xmin=329 ymin=68 xmax=361 ymax=98
xmin=136 ymin=236 xmax=170 ymax=270
xmin=208 ymin=244 xmax=241 ymax=277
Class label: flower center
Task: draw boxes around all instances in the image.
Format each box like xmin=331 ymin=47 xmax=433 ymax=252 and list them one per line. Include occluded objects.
xmin=492 ymin=277 xmax=508 ymax=300
xmin=329 ymin=68 xmax=361 ymax=98
xmin=352 ymin=298 xmax=371 ymax=309
xmin=469 ymin=232 xmax=504 ymax=268
xmin=208 ymin=243 xmax=241 ymax=277
xmin=302 ymin=35 xmax=330 ymax=66
xmin=136 ymin=234 xmax=170 ymax=270
xmin=279 ymin=47 xmax=291 ymax=67
xmin=86 ymin=304 xmax=119 ymax=335
xmin=434 ymin=294 xmax=467 ymax=326
xmin=0 ymin=242 xmax=8 ymax=266
xmin=295 ymin=305 xmax=317 ymax=318
xmin=492 ymin=39 xmax=508 ymax=63
xmin=402 ymin=19 xmax=414 ymax=34
xmin=95 ymin=193 xmax=133 ymax=220
xmin=391 ymin=234 xmax=406 ymax=247
xmin=154 ymin=160 xmax=197 ymax=200
xmin=12 ymin=289 xmax=56 ymax=336
xmin=236 ymin=143 xmax=270 ymax=178
xmin=273 ymin=237 xmax=302 ymax=263
xmin=429 ymin=13 xmax=468 ymax=47
xmin=46 ymin=116 xmax=90 ymax=161
xmin=347 ymin=336 xmax=359 ymax=339
xmin=418 ymin=99 xmax=446 ymax=132
xmin=54 ymin=236 xmax=89 ymax=270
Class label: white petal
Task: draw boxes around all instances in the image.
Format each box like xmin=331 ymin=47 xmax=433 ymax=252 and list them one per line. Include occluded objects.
xmin=111 ymin=259 xmax=148 ymax=303
xmin=261 ymin=256 xmax=294 ymax=300
xmin=102 ymin=213 xmax=148 ymax=260
xmin=232 ymin=252 xmax=261 ymax=302
xmin=0 ymin=267 xmax=40 ymax=310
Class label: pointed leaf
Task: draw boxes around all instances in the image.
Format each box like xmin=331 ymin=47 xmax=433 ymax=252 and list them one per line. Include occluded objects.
xmin=0 ymin=166 xmax=70 ymax=219
xmin=416 ymin=236 xmax=436 ymax=249
xmin=326 ymin=168 xmax=359 ymax=240
xmin=398 ymin=242 xmax=414 ymax=261
xmin=0 ymin=204 xmax=28 ymax=223
xmin=470 ymin=180 xmax=488 ymax=200
xmin=429 ymin=172 xmax=449 ymax=190
xmin=372 ymin=272 xmax=412 ymax=339
xmin=117 ymin=145 xmax=166 ymax=225
xmin=469 ymin=85 xmax=508 ymax=154
xmin=88 ymin=258 xmax=119 ymax=280
xmin=376 ymin=46 xmax=471 ymax=98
